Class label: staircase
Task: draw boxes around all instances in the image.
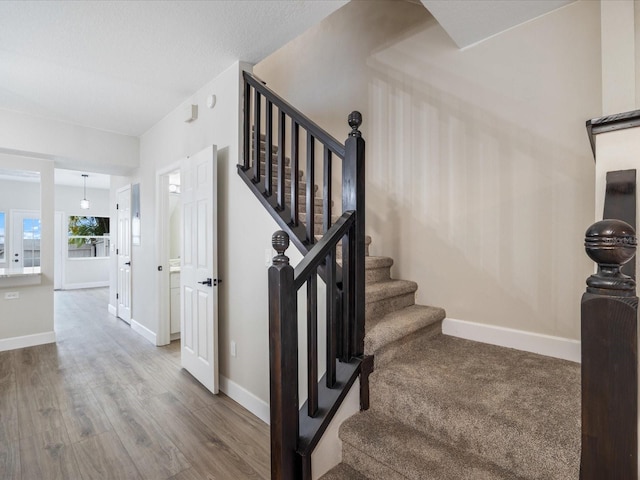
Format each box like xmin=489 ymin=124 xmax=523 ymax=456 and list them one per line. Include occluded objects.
xmin=240 ymin=72 xmax=581 ymax=479
xmin=321 ymin=242 xmax=581 ymax=479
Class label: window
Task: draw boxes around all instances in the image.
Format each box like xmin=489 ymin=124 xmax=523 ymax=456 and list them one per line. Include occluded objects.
xmin=0 ymin=212 xmax=4 ymax=263
xmin=68 ymin=216 xmax=110 ymax=258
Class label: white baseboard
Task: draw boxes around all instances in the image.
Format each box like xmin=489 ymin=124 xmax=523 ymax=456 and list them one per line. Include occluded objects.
xmin=131 ymin=319 xmax=157 ymax=345
xmin=63 ymin=281 xmax=109 ymax=290
xmin=108 ymin=304 xmax=117 ymax=316
xmin=0 ymin=331 xmax=56 ymax=352
xmin=219 ymin=375 xmax=270 ymax=425
xmin=442 ymin=318 xmax=581 ymax=363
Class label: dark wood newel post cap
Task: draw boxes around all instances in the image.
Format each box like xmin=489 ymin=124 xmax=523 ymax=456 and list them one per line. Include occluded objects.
xmin=348 ymin=111 xmax=362 ymax=137
xmin=585 ymin=219 xmax=637 ymax=295
xmin=272 ymin=230 xmax=290 ymax=265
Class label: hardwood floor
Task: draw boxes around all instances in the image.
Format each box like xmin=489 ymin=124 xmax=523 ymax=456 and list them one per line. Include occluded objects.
xmin=0 ymin=288 xmax=270 ymax=480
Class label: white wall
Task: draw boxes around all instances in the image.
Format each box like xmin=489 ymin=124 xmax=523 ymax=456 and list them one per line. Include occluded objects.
xmin=110 ymin=61 xmax=298 ymax=410
xmin=0 ymin=108 xmax=139 ymax=175
xmin=54 ymin=184 xmax=110 ymax=289
xmin=255 ymin=0 xmax=601 ymax=341
xmin=0 ymin=153 xmax=54 ymax=346
xmin=0 ymin=107 xmax=136 ymax=348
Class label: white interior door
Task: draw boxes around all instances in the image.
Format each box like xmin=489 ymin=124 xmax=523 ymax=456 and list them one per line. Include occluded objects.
xmin=181 ymin=145 xmax=218 ymax=394
xmin=10 ymin=210 xmax=41 ymax=269
xmin=117 ymin=186 xmax=132 ymax=324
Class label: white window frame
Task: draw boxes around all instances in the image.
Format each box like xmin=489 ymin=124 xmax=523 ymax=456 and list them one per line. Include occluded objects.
xmin=0 ymin=211 xmax=6 ymax=267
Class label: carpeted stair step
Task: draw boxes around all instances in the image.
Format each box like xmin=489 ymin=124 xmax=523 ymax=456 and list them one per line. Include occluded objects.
xmin=320 ymin=462 xmax=369 ymax=480
xmin=253 ymin=150 xmax=290 ymax=164
xmin=365 ymin=256 xmax=393 ymax=284
xmin=258 ymin=141 xmax=279 ymax=154
xmin=365 ymin=304 xmax=444 ymax=368
xmin=369 ymin=333 xmax=580 ymax=479
xmin=299 ymin=213 xmax=342 ymax=236
xmin=326 ymin=235 xmax=372 ymax=260
xmin=365 ymin=279 xmax=417 ymax=321
xmin=333 ymin=410 xmax=525 ymax=480
xmin=259 ymin=163 xmax=302 ymax=178
xmin=276 ymin=183 xmax=317 ymax=199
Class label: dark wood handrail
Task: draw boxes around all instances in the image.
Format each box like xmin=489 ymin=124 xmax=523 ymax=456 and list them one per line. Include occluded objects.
xmin=294 ymin=211 xmax=355 ymax=289
xmin=244 ymin=71 xmax=346 ymax=158
xmin=586 ymin=108 xmax=640 ymax=158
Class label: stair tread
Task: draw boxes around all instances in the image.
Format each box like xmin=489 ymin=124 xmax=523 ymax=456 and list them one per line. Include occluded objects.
xmin=365 ymin=279 xmax=417 ymax=304
xmin=364 ymin=256 xmax=393 ymax=270
xmin=370 ymin=333 xmax=580 ymax=478
xmin=340 ymin=410 xmax=526 ymax=480
xmin=365 ymin=304 xmax=444 ymax=356
xmin=320 ymin=463 xmax=369 ymax=480
xmin=315 ymin=234 xmax=372 ymax=244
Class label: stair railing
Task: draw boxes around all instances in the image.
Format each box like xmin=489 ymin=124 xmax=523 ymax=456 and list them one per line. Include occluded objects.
xmin=238 ymin=71 xmax=370 ymax=479
xmin=580 ymin=219 xmax=638 ymax=479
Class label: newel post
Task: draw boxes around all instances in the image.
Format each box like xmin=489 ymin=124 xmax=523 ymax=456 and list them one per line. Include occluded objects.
xmin=268 ymin=231 xmax=299 ymax=480
xmin=343 ymin=111 xmax=365 ymax=357
xmin=580 ymin=219 xmax=639 ymax=480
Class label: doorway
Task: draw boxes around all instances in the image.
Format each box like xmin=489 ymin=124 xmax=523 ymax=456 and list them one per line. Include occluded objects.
xmin=10 ymin=209 xmax=41 ymax=270
xmin=157 ymin=162 xmax=181 ymax=346
xmin=116 ymin=185 xmax=132 ymax=324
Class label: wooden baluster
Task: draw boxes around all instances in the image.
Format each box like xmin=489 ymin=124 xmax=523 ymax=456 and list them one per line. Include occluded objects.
xmin=326 ymin=246 xmax=337 ymax=388
xmin=268 ymin=231 xmax=298 ymax=480
xmin=307 ymin=271 xmax=318 ymax=417
xmin=341 ymin=226 xmax=354 ymax=362
xmin=580 ymin=219 xmax=638 ymax=480
xmin=243 ymin=81 xmax=251 ymax=171
xmin=265 ymin=100 xmax=273 ymax=196
xmin=253 ymin=89 xmax=261 ymax=183
xmin=306 ymin=133 xmax=315 ymax=244
xmin=291 ymin=121 xmax=299 ymax=225
xmin=343 ymin=112 xmax=365 ymax=358
xmin=323 ymin=147 xmax=332 ymax=234
xmin=277 ymin=110 xmax=286 ymax=210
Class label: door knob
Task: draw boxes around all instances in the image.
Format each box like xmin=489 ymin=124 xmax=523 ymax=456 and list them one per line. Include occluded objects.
xmin=125 ymin=262 xmax=131 ymax=266
xmin=198 ymin=278 xmax=213 ymax=287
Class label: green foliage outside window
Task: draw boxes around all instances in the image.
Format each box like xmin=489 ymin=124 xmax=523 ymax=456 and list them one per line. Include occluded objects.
xmin=68 ymin=217 xmax=110 ymax=258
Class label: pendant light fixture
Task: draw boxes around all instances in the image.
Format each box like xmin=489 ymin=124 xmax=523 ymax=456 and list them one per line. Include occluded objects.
xmin=80 ymin=174 xmax=90 ymax=210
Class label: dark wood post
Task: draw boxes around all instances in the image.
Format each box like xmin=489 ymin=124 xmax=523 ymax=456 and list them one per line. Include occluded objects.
xmin=343 ymin=111 xmax=365 ymax=358
xmin=581 ymin=219 xmax=638 ymax=480
xmin=268 ymin=231 xmax=299 ymax=480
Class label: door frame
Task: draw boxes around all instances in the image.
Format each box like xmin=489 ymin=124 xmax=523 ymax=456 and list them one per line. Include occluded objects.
xmin=116 ymin=184 xmax=132 ymax=324
xmin=156 ymin=161 xmax=181 ymax=346
xmin=54 ymin=211 xmax=65 ymax=290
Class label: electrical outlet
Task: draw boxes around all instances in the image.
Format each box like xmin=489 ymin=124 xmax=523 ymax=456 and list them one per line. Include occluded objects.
xmin=230 ymin=341 xmax=237 ymax=357
xmin=4 ymin=292 xmax=19 ymax=300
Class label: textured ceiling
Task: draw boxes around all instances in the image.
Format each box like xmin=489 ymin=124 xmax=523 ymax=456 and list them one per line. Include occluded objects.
xmin=421 ymin=0 xmax=575 ymax=49
xmin=0 ymin=1 xmax=347 ymax=137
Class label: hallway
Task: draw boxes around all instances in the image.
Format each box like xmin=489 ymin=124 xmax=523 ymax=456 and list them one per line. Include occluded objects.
xmin=0 ymin=288 xmax=269 ymax=480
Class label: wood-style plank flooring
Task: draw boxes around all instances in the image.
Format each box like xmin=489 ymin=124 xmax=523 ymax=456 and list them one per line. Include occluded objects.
xmin=0 ymin=288 xmax=270 ymax=480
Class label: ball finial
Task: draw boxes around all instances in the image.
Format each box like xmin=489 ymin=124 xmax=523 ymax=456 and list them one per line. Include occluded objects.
xmin=584 ymin=219 xmax=637 ymax=295
xmin=348 ymin=111 xmax=362 ymax=137
xmin=272 ymin=230 xmax=290 ymax=265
